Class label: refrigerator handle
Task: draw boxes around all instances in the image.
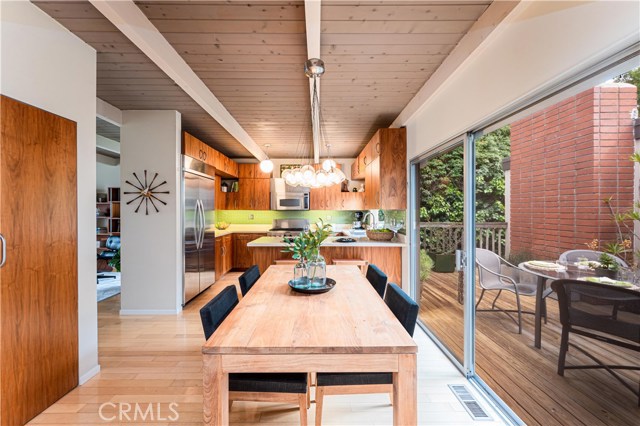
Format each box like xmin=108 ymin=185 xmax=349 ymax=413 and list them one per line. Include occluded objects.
xmin=198 ymin=199 xmax=206 ymax=249
xmin=194 ymin=200 xmax=202 ymax=249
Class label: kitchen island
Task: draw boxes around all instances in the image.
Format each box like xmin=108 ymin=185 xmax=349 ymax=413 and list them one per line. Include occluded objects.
xmin=247 ymin=236 xmax=405 ymax=285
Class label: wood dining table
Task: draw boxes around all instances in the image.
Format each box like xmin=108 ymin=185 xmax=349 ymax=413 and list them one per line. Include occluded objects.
xmin=202 ymin=265 xmax=418 ymax=425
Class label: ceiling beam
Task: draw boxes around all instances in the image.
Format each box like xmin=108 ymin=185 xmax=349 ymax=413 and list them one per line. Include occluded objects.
xmin=391 ymin=1 xmax=521 ymax=128
xmin=305 ymin=0 xmax=321 ymax=163
xmin=89 ymin=0 xmax=267 ymax=161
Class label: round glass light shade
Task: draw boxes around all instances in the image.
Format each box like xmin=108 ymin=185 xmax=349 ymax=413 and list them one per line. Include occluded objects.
xmin=301 ymin=165 xmax=315 ymax=181
xmin=322 ymin=159 xmax=336 ymax=172
xmin=259 ymin=159 xmax=274 ymax=173
xmin=316 ymin=170 xmax=328 ymax=185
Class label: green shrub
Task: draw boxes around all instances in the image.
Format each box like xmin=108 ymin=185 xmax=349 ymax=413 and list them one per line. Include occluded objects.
xmin=420 ymin=250 xmax=434 ymax=281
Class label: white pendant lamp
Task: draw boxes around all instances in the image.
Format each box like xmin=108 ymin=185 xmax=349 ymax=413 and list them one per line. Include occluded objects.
xmin=259 ymin=144 xmax=274 ymax=173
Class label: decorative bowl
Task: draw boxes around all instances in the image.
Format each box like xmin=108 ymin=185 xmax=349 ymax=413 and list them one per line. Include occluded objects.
xmin=215 ymin=221 xmax=230 ymax=230
xmin=366 ymin=229 xmax=394 ymax=241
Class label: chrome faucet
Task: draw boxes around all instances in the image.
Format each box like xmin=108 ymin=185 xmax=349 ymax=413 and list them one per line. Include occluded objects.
xmin=362 ymin=211 xmax=377 ymax=229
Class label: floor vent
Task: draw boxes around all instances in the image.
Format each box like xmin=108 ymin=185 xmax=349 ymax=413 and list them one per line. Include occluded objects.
xmin=448 ymin=384 xmax=492 ymax=421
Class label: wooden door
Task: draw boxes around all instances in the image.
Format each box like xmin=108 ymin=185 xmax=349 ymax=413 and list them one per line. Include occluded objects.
xmin=253 ymin=179 xmax=271 ymax=210
xmin=214 ymin=175 xmax=226 ymax=211
xmin=370 ymin=157 xmax=381 ymax=209
xmin=215 ymin=237 xmax=223 ymax=276
xmin=0 ymin=96 xmax=78 ymax=425
xmin=341 ymin=192 xmax=365 ymax=210
xmin=310 ymin=187 xmax=325 ymax=210
xmin=236 ymin=179 xmax=252 ymax=210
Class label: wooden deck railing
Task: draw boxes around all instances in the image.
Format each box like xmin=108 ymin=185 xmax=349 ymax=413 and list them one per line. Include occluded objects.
xmin=419 ymin=222 xmax=509 ymax=258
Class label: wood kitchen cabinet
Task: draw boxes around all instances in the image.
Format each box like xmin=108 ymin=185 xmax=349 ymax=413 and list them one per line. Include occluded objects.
xmin=364 ymin=128 xmax=406 ymax=210
xmin=215 ymin=235 xmax=233 ymax=277
xmin=238 ymin=163 xmax=271 ymax=179
xmin=234 ymin=178 xmax=270 ymax=210
xmin=309 ymin=164 xmax=343 ymax=210
xmin=233 ymin=233 xmax=267 ymax=269
xmin=339 ymin=192 xmax=365 ymax=210
xmin=183 ymin=131 xmax=238 ymax=178
xmin=214 ymin=175 xmax=227 ymax=211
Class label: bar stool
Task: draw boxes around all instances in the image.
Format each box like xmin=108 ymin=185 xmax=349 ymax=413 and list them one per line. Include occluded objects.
xmin=332 ymin=259 xmax=368 ymax=274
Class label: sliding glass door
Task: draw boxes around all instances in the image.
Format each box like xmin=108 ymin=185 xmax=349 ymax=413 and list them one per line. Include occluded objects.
xmin=412 ymin=135 xmax=476 ymax=370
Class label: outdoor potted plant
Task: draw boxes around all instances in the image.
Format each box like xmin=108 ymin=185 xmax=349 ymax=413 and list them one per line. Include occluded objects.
xmin=423 ymin=228 xmax=457 ymax=273
xmin=283 ymin=219 xmax=332 ymax=286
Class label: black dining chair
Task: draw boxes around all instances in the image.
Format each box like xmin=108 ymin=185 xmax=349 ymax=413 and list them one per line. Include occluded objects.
xmin=551 ymin=279 xmax=639 ymax=405
xmin=314 ymin=283 xmax=419 ymax=425
xmin=199 ymin=285 xmax=310 ymax=425
xmin=238 ymin=264 xmax=260 ymax=296
xmin=366 ymin=264 xmax=388 ymax=298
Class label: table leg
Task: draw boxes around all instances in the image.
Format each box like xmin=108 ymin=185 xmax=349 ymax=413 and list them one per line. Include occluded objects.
xmin=393 ymin=353 xmax=417 ymax=425
xmin=203 ymin=354 xmax=228 ymax=425
xmin=534 ymin=276 xmax=545 ymax=349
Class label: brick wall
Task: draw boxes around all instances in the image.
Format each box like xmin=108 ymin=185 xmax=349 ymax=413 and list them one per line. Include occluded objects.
xmin=509 ymin=84 xmax=637 ymax=259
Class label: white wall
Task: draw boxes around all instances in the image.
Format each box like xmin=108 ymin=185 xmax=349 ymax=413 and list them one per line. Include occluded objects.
xmin=96 ymin=159 xmax=120 ymax=193
xmin=0 ymin=0 xmax=99 ymax=383
xmin=120 ymin=110 xmax=182 ymax=314
xmin=403 ymin=1 xmax=640 ymax=159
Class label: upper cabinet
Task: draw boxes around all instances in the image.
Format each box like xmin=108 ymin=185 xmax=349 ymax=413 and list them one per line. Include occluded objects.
xmin=361 ymin=128 xmax=407 ymax=210
xmin=182 ymin=131 xmax=238 ymax=178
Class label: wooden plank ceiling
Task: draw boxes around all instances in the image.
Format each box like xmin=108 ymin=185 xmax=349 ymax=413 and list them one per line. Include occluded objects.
xmin=34 ymin=1 xmax=491 ymax=159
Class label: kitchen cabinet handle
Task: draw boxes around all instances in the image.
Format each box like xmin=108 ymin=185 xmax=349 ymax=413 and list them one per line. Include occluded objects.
xmin=376 ymin=142 xmax=380 ymax=154
xmin=364 ymin=156 xmax=368 ymax=165
xmin=0 ymin=233 xmax=6 ymax=268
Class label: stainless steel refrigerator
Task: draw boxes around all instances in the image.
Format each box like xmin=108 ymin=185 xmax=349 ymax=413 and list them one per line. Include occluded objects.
xmin=182 ymin=156 xmax=216 ymax=305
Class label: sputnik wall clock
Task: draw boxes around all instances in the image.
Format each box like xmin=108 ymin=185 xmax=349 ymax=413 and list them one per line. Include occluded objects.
xmin=124 ymin=170 xmax=170 ymax=215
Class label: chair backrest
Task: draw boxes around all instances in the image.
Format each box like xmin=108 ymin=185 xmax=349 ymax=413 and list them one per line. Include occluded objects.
xmin=238 ymin=265 xmax=261 ymax=296
xmin=199 ymin=285 xmax=239 ymax=340
xmin=551 ymin=279 xmax=640 ymax=344
xmin=366 ymin=264 xmax=388 ymax=298
xmin=559 ymin=250 xmax=628 ymax=268
xmin=475 ymin=248 xmax=504 ymax=288
xmin=384 ymin=283 xmax=419 ymax=337
xmin=105 ymin=236 xmax=121 ymax=250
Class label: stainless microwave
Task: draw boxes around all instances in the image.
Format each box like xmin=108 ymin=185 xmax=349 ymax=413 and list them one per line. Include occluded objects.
xmin=271 ymin=192 xmax=309 ymax=211
xmin=270 ymin=178 xmax=310 ymax=210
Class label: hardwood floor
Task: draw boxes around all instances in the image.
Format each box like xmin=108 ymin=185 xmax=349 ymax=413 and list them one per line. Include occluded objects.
xmin=29 ymin=272 xmax=506 ymax=425
xmin=420 ymin=271 xmax=640 ymax=426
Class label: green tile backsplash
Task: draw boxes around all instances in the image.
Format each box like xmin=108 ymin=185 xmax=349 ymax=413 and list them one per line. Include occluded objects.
xmin=216 ymin=210 xmax=357 ymax=224
xmin=216 ymin=209 xmax=406 ymax=226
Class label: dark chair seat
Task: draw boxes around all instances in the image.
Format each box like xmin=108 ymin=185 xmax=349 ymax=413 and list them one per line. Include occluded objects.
xmin=366 ymin=264 xmax=388 ymax=298
xmin=316 ymin=372 xmax=392 ymax=387
xmin=230 ymin=373 xmax=308 ymax=394
xmin=239 ymin=265 xmax=261 ymax=296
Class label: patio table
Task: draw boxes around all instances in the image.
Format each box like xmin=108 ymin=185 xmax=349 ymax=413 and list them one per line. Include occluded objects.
xmin=518 ymin=262 xmax=639 ymax=348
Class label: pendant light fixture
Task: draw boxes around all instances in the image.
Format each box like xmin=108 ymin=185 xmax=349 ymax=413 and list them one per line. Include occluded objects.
xmin=280 ymin=58 xmax=346 ymax=188
xmin=259 ymin=144 xmax=274 ymax=173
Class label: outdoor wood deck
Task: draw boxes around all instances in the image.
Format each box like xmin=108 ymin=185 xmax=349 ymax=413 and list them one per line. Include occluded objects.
xmin=420 ymin=271 xmax=639 ymax=426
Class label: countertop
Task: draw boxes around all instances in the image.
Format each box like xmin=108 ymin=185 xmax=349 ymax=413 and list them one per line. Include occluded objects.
xmin=247 ymin=236 xmax=406 ymax=248
xmin=212 ymin=224 xmax=271 ymax=237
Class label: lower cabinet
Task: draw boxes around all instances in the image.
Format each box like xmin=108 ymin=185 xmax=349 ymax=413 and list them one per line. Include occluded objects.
xmin=215 ymin=235 xmax=233 ymax=277
xmin=233 ymin=233 xmax=267 ymax=269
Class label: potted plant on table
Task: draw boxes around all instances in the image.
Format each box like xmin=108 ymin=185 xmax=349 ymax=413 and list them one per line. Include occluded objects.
xmin=283 ymin=219 xmax=332 ymax=287
xmin=595 ymin=252 xmax=620 ymax=279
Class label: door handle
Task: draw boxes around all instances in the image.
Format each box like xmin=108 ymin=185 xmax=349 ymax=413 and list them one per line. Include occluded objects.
xmin=0 ymin=233 xmax=6 ymax=268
